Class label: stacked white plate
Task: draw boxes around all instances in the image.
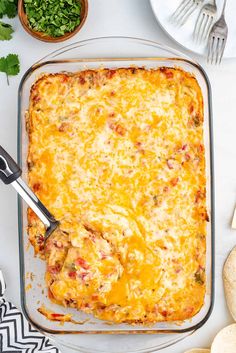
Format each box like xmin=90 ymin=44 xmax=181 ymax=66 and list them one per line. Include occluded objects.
xmin=150 ymin=0 xmax=236 ymax=58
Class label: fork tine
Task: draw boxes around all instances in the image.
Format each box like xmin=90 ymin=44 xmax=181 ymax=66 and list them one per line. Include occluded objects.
xmin=173 ymin=1 xmax=193 ymax=24
xmin=176 ymin=1 xmax=196 ymax=26
xmin=195 ymin=13 xmax=206 ymax=43
xmin=219 ymin=38 xmax=226 ymax=64
xmin=215 ymin=38 xmax=221 ymax=65
xmin=199 ymin=14 xmax=210 ymax=42
xmin=203 ymin=15 xmax=213 ymax=41
xmin=180 ymin=3 xmax=196 ymax=22
xmin=171 ymin=0 xmax=191 ymax=21
xmin=194 ymin=12 xmax=204 ymax=42
xmin=217 ymin=38 xmax=226 ymax=64
xmin=207 ymin=35 xmax=214 ymax=64
xmin=214 ymin=37 xmax=220 ymax=65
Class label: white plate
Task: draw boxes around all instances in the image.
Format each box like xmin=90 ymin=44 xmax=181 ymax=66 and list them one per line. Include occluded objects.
xmin=150 ymin=0 xmax=236 ymax=58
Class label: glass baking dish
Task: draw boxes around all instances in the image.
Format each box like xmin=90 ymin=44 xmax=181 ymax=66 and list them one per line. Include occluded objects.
xmin=17 ymin=37 xmax=215 ymax=352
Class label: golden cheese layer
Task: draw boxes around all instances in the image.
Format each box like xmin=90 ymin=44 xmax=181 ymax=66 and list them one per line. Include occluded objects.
xmin=27 ymin=67 xmax=207 ymax=324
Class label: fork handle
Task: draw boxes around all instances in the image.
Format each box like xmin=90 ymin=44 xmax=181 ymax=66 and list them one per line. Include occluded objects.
xmin=0 ymin=144 xmax=56 ymax=229
xmin=221 ymin=0 xmax=227 ymax=14
xmin=0 ymin=145 xmax=21 ymax=184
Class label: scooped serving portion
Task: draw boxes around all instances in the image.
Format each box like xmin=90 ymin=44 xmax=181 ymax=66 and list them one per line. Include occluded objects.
xmin=27 ymin=67 xmax=207 ymax=324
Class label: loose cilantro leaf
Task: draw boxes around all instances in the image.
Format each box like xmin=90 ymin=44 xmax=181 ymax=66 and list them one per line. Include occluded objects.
xmin=0 ymin=53 xmax=20 ymax=84
xmin=0 ymin=21 xmax=13 ymax=40
xmin=0 ymin=0 xmax=18 ymax=19
xmin=4 ymin=53 xmax=20 ymax=75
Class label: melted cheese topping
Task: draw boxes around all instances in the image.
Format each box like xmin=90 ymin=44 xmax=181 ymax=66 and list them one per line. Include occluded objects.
xmin=27 ymin=67 xmax=207 ymax=324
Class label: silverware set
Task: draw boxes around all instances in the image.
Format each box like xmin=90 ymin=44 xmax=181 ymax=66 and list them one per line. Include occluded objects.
xmin=171 ymin=0 xmax=228 ymax=64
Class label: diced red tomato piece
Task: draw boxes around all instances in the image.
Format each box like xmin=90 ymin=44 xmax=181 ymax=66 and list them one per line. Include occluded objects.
xmin=33 ymin=95 xmax=40 ymax=103
xmin=75 ymin=257 xmax=90 ymax=270
xmin=198 ymin=144 xmax=204 ymax=152
xmin=48 ymin=288 xmax=54 ymax=300
xmin=160 ymin=310 xmax=168 ymax=317
xmin=51 ymin=313 xmax=64 ymax=318
xmin=175 ymin=267 xmax=182 ymax=273
xmin=79 ymin=76 xmax=86 ymax=84
xmin=61 ymin=75 xmax=69 ymax=83
xmin=185 ymin=153 xmax=191 ymax=161
xmin=165 ymin=71 xmax=173 ymax=79
xmin=170 ymin=177 xmax=179 ymax=186
xmin=108 ymin=121 xmax=126 ymax=136
xmin=195 ymin=190 xmax=205 ymax=203
xmin=47 ymin=264 xmax=61 ymax=274
xmin=37 ymin=234 xmax=44 ymax=244
xmin=106 ymin=70 xmax=116 ymax=79
xmin=189 ymin=104 xmax=194 ymax=114
xmin=160 ymin=67 xmax=173 ymax=79
xmin=68 ymin=271 xmax=77 ymax=279
xmin=33 ymin=182 xmax=41 ymax=192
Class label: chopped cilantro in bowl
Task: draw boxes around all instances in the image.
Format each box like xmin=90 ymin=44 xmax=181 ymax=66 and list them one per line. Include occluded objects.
xmin=24 ymin=0 xmax=82 ymax=37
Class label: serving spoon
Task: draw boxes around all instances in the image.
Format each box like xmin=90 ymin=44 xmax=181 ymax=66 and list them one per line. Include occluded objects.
xmin=0 ymin=145 xmax=59 ymax=242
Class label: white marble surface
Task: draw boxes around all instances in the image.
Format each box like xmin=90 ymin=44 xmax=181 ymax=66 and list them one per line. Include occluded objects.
xmin=1 ymin=0 xmax=236 ymax=352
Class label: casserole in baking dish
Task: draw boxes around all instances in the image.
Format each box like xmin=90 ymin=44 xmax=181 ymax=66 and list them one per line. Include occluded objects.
xmin=27 ymin=66 xmax=207 ymax=324
xmin=18 ymin=39 xmax=214 ymax=350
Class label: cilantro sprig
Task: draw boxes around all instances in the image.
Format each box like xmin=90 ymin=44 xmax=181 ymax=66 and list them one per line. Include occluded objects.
xmin=24 ymin=0 xmax=82 ymax=37
xmin=0 ymin=54 xmax=20 ymax=84
xmin=0 ymin=0 xmax=18 ymax=19
xmin=0 ymin=0 xmax=20 ymax=83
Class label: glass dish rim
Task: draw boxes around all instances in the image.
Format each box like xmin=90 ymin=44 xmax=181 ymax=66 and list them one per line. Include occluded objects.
xmin=17 ymin=36 xmax=215 ymax=335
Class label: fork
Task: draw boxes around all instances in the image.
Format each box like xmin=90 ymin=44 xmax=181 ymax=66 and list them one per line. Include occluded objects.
xmin=171 ymin=0 xmax=204 ymax=26
xmin=207 ymin=0 xmax=228 ymax=65
xmin=193 ymin=0 xmax=217 ymax=43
